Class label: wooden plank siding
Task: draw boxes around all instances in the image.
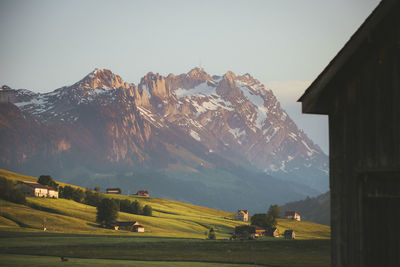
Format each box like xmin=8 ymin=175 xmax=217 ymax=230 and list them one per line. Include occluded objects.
xmin=299 ymin=1 xmax=400 ymax=266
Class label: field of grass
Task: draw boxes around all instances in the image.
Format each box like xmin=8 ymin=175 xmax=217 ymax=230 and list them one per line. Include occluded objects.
xmin=0 ymin=253 xmax=259 ymax=267
xmin=0 ymin=232 xmax=330 ymax=267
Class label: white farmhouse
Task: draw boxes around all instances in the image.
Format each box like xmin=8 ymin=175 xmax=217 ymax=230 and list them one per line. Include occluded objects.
xmin=16 ymin=181 xmax=59 ymax=198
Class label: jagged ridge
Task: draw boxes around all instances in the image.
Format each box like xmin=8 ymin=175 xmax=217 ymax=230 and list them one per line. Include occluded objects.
xmin=0 ymin=68 xmax=328 ymax=193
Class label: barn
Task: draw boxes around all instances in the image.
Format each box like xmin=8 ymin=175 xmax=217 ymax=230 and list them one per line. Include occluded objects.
xmin=299 ymin=0 xmax=400 ymax=266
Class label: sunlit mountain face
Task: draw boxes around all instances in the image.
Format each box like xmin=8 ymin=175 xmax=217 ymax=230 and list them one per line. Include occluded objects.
xmin=0 ymin=68 xmax=328 ymax=212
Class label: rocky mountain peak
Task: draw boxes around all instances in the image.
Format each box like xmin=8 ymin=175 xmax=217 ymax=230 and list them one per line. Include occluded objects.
xmin=187 ymin=67 xmax=212 ymax=81
xmin=77 ymin=68 xmax=131 ymax=90
xmin=223 ymin=71 xmax=236 ymax=81
xmin=138 ymin=72 xmax=170 ymax=99
xmin=237 ymin=73 xmax=256 ymax=83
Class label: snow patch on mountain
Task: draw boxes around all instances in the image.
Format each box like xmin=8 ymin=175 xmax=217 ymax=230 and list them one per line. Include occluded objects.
xmin=190 ymin=130 xmax=201 ymax=141
xmin=236 ymin=81 xmax=268 ymax=128
xmin=175 ymin=82 xmax=216 ymax=98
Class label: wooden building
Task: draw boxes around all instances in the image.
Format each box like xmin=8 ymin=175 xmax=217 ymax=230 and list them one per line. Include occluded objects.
xmin=113 ymin=221 xmax=144 ymax=232
xmin=254 ymin=226 xmax=266 ymax=237
xmin=234 ymin=225 xmax=264 ymax=238
xmin=285 ymin=211 xmax=301 ymax=221
xmin=283 ymin=230 xmax=295 ymax=240
xmin=265 ymin=227 xmax=279 ymax=237
xmin=299 ymin=1 xmax=400 ymax=266
xmin=234 ymin=209 xmax=248 ymax=222
xmin=106 ymin=188 xmax=121 ymax=194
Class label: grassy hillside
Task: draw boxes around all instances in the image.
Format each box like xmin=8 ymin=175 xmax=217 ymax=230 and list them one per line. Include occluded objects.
xmin=0 ymin=169 xmax=330 ymax=239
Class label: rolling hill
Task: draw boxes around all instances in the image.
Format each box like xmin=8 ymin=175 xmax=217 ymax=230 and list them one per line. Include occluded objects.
xmin=0 ymin=169 xmax=330 ymax=239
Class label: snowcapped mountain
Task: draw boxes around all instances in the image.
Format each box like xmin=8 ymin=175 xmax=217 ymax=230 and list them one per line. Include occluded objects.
xmin=0 ymin=68 xmax=328 ymax=211
xmin=135 ymin=68 xmax=328 ymax=190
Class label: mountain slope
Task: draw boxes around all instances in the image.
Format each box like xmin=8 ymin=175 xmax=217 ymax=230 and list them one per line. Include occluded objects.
xmin=0 ymin=68 xmax=328 ymax=211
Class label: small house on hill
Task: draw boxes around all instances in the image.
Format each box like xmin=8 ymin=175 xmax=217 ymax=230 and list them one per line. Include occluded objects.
xmin=113 ymin=221 xmax=144 ymax=232
xmin=234 ymin=210 xmax=248 ymax=222
xmin=16 ymin=181 xmax=58 ymax=198
xmin=284 ymin=230 xmax=295 ymax=239
xmin=135 ymin=190 xmax=149 ymax=197
xmin=234 ymin=225 xmax=265 ymax=238
xmin=285 ymin=211 xmax=301 ymax=221
xmin=265 ymin=227 xmax=279 ymax=237
xmin=106 ymin=188 xmax=121 ymax=194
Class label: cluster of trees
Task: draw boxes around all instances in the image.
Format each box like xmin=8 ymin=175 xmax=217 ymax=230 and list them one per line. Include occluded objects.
xmin=59 ymin=186 xmax=95 ymax=204
xmin=118 ymin=199 xmax=152 ymax=216
xmin=58 ymin=185 xmax=153 ymax=216
xmin=0 ymin=177 xmax=26 ymax=204
xmin=251 ymin=204 xmax=281 ymax=228
xmin=95 ymin=198 xmax=152 ymax=228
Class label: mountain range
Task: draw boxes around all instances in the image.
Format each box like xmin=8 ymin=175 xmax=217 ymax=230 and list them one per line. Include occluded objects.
xmin=0 ymin=68 xmax=328 ymax=213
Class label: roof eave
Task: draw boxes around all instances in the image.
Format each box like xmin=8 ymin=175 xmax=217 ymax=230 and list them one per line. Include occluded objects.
xmin=298 ymin=0 xmax=396 ymax=113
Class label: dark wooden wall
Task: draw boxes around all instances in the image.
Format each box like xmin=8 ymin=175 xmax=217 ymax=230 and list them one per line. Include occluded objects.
xmin=327 ymin=5 xmax=400 ymax=267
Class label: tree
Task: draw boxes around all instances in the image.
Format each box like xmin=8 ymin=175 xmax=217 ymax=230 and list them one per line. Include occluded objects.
xmin=143 ymin=205 xmax=152 ymax=216
xmin=94 ymin=186 xmax=100 ymax=192
xmin=38 ymin=175 xmax=58 ymax=190
xmin=131 ymin=200 xmax=143 ymax=215
xmin=84 ymin=190 xmax=102 ymax=206
xmin=0 ymin=177 xmax=26 ymax=204
xmin=208 ymin=227 xmax=216 ymax=240
xmin=265 ymin=213 xmax=277 ymax=228
xmin=72 ymin=188 xmax=85 ymax=203
xmin=59 ymin=186 xmax=74 ymax=199
xmin=251 ymin=213 xmax=267 ymax=227
xmin=268 ymin=204 xmax=281 ymax=219
xmin=251 ymin=213 xmax=277 ymax=228
xmin=119 ymin=199 xmax=132 ymax=213
xmin=96 ymin=198 xmax=119 ymax=227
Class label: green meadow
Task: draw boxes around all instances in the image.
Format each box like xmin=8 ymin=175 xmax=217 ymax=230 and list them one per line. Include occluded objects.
xmin=0 ymin=169 xmax=331 ymax=266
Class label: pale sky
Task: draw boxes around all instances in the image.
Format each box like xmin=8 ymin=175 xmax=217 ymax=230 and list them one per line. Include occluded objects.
xmin=0 ymin=0 xmax=381 ymax=153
